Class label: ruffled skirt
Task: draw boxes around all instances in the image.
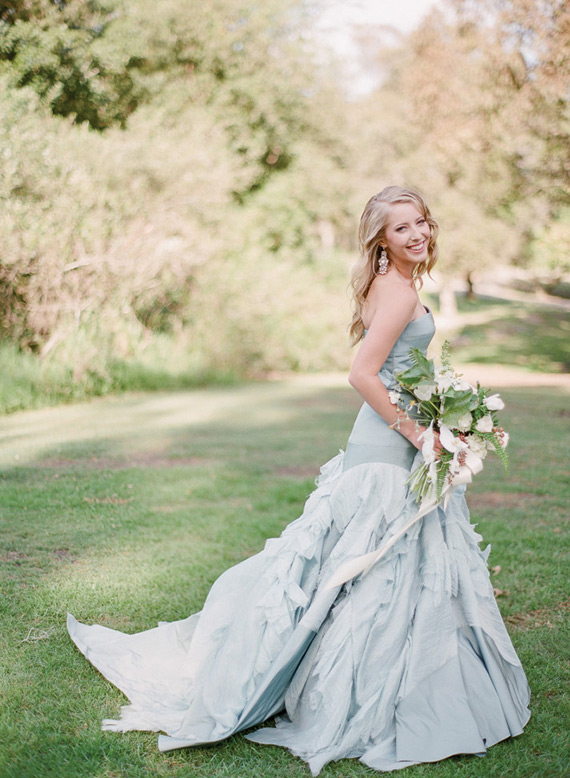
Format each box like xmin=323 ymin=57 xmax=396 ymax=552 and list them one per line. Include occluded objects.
xmin=67 ymin=451 xmax=530 ymax=774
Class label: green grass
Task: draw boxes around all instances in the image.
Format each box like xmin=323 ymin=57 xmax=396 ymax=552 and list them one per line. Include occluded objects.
xmin=0 ymin=378 xmax=568 ymax=777
xmin=0 ymin=341 xmax=239 ymax=415
xmin=439 ymin=296 xmax=570 ymax=373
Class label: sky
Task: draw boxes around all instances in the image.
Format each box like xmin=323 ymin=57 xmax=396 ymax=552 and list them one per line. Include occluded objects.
xmin=311 ymin=0 xmax=443 ymax=95
xmin=315 ymin=0 xmax=442 ymax=35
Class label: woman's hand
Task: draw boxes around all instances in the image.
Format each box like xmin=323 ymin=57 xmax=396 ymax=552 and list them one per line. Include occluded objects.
xmin=404 ymin=424 xmax=443 ymax=455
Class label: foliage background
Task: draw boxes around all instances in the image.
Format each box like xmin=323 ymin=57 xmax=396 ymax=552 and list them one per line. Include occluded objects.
xmin=0 ymin=0 xmax=568 ymax=409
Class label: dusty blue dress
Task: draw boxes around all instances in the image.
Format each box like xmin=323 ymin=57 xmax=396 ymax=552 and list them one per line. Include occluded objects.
xmin=67 ymin=311 xmax=530 ymax=774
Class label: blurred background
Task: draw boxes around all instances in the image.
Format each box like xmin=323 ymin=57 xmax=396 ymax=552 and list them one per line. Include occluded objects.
xmin=0 ymin=0 xmax=568 ymax=412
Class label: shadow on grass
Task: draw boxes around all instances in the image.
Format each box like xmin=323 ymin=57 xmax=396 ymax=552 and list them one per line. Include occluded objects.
xmin=441 ymin=297 xmax=570 ymax=373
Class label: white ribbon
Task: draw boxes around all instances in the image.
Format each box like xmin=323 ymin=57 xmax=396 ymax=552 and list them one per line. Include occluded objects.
xmin=324 ymin=449 xmax=484 ymax=591
xmin=324 ymin=494 xmax=439 ymax=590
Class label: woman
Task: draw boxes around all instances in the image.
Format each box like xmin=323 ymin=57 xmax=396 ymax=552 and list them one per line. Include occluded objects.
xmin=68 ymin=186 xmax=530 ymax=774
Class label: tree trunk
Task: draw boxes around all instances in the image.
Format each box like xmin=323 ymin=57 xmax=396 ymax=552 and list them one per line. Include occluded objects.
xmin=439 ymin=283 xmax=458 ymax=319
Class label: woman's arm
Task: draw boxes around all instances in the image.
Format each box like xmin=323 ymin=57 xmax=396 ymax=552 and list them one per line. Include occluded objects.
xmin=348 ymin=281 xmax=431 ymax=451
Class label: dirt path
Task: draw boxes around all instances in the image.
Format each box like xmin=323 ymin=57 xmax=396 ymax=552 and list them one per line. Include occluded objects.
xmin=280 ymin=366 xmax=570 ymax=389
xmin=455 ymin=364 xmax=570 ymax=388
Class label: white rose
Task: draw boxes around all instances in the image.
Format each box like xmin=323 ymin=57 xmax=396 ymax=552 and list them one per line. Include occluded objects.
xmin=475 ymin=414 xmax=494 ymax=433
xmin=452 ymin=378 xmax=475 ymax=392
xmin=415 ymin=382 xmax=436 ymax=401
xmin=466 ymin=434 xmax=488 ymax=459
xmin=484 ymin=393 xmax=505 ymax=411
xmin=499 ymin=430 xmax=510 ymax=448
xmin=456 ymin=412 xmax=473 ymax=432
xmin=435 ymin=370 xmax=454 ymax=391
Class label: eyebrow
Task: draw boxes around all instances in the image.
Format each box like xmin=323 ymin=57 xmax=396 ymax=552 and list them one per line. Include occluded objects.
xmin=393 ymin=217 xmax=425 ymax=228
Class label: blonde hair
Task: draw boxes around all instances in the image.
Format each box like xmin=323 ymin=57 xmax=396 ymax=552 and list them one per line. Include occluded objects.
xmin=349 ymin=186 xmax=439 ymax=345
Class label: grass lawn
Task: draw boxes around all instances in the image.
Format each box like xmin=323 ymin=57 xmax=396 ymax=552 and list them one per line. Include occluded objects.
xmin=0 ymin=376 xmax=568 ymax=778
xmin=440 ymin=296 xmax=570 ymax=374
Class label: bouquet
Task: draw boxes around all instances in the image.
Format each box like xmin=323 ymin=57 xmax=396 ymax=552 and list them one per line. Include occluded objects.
xmin=326 ymin=343 xmax=510 ymax=590
xmin=392 ymin=342 xmax=509 ymax=507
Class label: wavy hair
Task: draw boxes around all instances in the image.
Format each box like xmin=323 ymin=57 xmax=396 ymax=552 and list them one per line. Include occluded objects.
xmin=349 ymin=186 xmax=439 ymax=345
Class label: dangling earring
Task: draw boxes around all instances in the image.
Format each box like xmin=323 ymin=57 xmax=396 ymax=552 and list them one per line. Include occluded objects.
xmin=377 ymin=247 xmax=389 ymax=275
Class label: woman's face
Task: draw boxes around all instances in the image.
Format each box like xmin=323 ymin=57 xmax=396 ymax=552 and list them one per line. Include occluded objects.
xmin=383 ymin=202 xmax=431 ymax=271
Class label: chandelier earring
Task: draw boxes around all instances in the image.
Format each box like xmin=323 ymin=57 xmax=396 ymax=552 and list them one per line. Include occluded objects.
xmin=377 ymin=247 xmax=389 ymax=275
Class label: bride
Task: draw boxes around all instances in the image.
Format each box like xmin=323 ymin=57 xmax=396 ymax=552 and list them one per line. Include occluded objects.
xmin=67 ymin=186 xmax=530 ymax=774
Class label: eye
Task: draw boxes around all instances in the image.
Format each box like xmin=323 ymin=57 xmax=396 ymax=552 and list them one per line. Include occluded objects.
xmin=395 ymin=226 xmax=407 ymax=232
xmin=417 ymin=218 xmax=426 ymax=225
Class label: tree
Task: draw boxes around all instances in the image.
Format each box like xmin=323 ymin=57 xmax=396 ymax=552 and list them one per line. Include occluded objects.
xmin=0 ymin=0 xmax=357 ymax=376
xmin=451 ymin=0 xmax=570 ymax=205
xmin=0 ymin=0 xmax=145 ymax=128
xmin=355 ymin=0 xmax=569 ymax=302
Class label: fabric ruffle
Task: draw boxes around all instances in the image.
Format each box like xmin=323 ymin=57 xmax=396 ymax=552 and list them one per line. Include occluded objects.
xmin=68 ymin=450 xmax=530 ymax=773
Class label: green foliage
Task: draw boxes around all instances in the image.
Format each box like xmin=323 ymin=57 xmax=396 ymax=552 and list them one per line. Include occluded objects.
xmin=440 ymin=340 xmax=453 ymax=371
xmin=0 ymin=0 xmax=355 ymax=398
xmin=439 ymin=388 xmax=475 ymax=427
xmin=0 ymin=338 xmax=238 ymax=414
xmin=0 ymin=0 xmax=568 ymax=411
xmin=481 ymin=429 xmax=510 ymax=473
xmin=529 ymin=208 xmax=570 ymax=277
xmin=395 ymin=348 xmax=435 ymax=385
xmin=0 ymin=0 xmax=144 ymax=128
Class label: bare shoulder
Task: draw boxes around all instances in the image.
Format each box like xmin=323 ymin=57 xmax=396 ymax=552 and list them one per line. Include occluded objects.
xmin=364 ymin=276 xmax=417 ymax=327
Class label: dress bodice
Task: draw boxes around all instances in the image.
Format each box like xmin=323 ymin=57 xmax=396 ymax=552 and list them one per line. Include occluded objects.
xmin=377 ymin=311 xmax=435 ymax=391
xmin=344 ymin=312 xmax=435 ymax=472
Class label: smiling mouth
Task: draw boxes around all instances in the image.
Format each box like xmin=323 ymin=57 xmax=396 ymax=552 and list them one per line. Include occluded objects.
xmin=407 ymin=241 xmax=426 ymax=252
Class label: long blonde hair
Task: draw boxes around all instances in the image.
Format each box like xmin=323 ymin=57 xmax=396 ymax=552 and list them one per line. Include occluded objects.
xmin=349 ymin=186 xmax=439 ymax=345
